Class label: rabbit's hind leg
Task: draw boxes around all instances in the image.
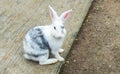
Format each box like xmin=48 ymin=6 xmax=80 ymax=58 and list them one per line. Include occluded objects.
xmin=24 ymin=53 xmax=40 ymax=61
xmin=39 ymin=58 xmax=58 ymax=65
xmin=38 ymin=53 xmax=58 ymax=65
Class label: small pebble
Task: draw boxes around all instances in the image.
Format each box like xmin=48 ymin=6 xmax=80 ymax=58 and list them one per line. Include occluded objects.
xmin=75 ymin=39 xmax=78 ymax=40
xmin=73 ymin=60 xmax=76 ymax=62
xmin=66 ymin=61 xmax=70 ymax=64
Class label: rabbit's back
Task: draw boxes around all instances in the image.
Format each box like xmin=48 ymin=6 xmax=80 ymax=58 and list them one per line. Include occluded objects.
xmin=23 ymin=27 xmax=51 ymax=56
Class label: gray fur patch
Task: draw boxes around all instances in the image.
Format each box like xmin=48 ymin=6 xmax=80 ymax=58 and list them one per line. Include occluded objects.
xmin=29 ymin=28 xmax=51 ymax=51
xmin=27 ymin=53 xmax=46 ymax=57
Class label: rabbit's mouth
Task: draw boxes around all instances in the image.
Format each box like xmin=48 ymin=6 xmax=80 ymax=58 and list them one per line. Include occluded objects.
xmin=55 ymin=36 xmax=62 ymax=39
xmin=52 ymin=35 xmax=63 ymax=40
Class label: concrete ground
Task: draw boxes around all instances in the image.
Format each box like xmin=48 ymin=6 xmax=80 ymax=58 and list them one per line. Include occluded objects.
xmin=60 ymin=0 xmax=120 ymax=74
xmin=0 ymin=0 xmax=93 ymax=74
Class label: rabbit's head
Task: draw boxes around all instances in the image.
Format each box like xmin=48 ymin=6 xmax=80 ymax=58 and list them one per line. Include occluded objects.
xmin=49 ymin=5 xmax=72 ymax=39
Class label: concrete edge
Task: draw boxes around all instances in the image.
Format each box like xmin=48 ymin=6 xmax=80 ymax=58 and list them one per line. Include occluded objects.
xmin=56 ymin=0 xmax=94 ymax=74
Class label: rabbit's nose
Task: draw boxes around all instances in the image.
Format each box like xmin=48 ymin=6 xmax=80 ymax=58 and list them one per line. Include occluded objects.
xmin=61 ymin=30 xmax=64 ymax=34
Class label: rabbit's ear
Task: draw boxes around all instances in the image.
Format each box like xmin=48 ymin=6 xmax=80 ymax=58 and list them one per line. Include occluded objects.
xmin=49 ymin=5 xmax=58 ymax=22
xmin=60 ymin=9 xmax=72 ymax=23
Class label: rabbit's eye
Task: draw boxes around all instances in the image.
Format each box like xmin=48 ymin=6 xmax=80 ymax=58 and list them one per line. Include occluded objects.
xmin=61 ymin=26 xmax=64 ymax=29
xmin=54 ymin=26 xmax=56 ymax=30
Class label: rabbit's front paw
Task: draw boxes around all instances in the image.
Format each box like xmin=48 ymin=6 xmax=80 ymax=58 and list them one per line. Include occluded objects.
xmin=59 ymin=49 xmax=64 ymax=53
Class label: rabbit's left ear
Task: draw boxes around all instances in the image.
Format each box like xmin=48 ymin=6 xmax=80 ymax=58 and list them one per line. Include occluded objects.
xmin=49 ymin=5 xmax=58 ymax=22
xmin=60 ymin=9 xmax=72 ymax=23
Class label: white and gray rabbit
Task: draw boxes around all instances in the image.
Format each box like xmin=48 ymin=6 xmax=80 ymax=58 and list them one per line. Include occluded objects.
xmin=23 ymin=5 xmax=72 ymax=65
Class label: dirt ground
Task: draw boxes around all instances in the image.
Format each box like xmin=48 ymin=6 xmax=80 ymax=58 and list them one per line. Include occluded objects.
xmin=60 ymin=0 xmax=120 ymax=74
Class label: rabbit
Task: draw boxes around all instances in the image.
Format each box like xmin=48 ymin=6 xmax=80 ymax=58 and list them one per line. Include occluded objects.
xmin=23 ymin=5 xmax=72 ymax=65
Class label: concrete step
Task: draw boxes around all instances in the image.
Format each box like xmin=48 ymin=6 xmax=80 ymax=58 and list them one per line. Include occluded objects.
xmin=0 ymin=0 xmax=93 ymax=74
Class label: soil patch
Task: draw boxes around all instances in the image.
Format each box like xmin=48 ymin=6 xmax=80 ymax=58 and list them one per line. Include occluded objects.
xmin=60 ymin=0 xmax=120 ymax=74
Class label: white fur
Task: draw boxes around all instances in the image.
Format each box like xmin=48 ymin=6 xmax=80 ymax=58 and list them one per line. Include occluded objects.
xmin=23 ymin=5 xmax=72 ymax=65
xmin=59 ymin=49 xmax=64 ymax=53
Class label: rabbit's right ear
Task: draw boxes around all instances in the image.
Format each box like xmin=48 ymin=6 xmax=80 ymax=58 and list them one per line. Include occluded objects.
xmin=49 ymin=5 xmax=58 ymax=22
xmin=60 ymin=9 xmax=72 ymax=23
